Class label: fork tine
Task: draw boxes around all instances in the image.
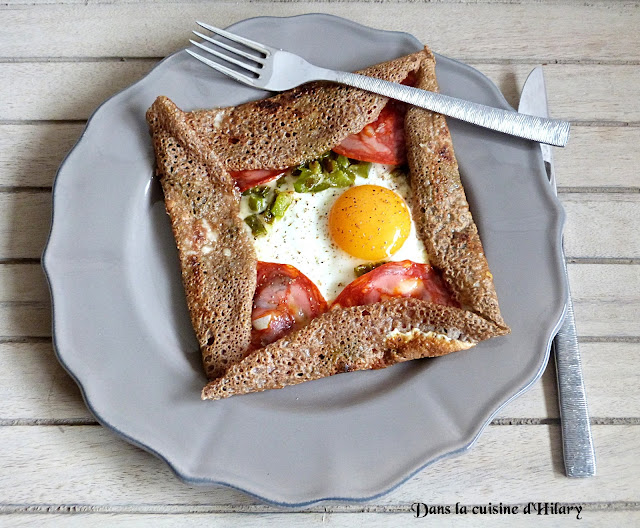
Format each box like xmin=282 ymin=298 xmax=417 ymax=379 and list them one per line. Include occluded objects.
xmin=189 ymin=39 xmax=262 ymax=75
xmin=195 ymin=21 xmax=271 ymax=56
xmin=185 ymin=49 xmax=257 ymax=87
xmin=192 ymin=30 xmax=264 ymax=63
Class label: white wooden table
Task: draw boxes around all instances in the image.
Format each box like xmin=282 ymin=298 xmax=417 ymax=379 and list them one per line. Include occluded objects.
xmin=1 ymin=1 xmax=639 ymax=526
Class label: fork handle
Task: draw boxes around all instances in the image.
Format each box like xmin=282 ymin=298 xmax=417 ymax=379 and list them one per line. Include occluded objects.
xmin=330 ymin=71 xmax=570 ymax=147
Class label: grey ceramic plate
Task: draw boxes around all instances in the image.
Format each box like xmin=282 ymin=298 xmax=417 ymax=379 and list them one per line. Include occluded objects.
xmin=43 ymin=14 xmax=567 ymax=506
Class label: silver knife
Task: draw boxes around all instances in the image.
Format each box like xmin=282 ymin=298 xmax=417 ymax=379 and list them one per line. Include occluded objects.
xmin=519 ymin=67 xmax=596 ymax=477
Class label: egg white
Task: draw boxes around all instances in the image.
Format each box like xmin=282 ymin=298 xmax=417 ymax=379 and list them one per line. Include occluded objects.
xmin=239 ymin=164 xmax=429 ymax=302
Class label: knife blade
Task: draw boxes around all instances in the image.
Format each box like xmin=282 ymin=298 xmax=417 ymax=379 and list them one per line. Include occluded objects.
xmin=519 ymin=67 xmax=596 ymax=478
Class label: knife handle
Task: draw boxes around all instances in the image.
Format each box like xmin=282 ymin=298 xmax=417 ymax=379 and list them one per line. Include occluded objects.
xmin=332 ymin=72 xmax=571 ymax=146
xmin=554 ymin=266 xmax=597 ymax=477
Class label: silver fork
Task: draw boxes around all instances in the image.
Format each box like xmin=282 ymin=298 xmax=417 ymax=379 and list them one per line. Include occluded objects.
xmin=186 ymin=21 xmax=570 ymax=147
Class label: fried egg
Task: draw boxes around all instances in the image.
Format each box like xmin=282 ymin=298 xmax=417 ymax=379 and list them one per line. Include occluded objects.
xmin=239 ymin=164 xmax=429 ymax=301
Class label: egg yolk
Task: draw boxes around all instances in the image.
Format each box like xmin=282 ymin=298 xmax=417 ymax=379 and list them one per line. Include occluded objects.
xmin=329 ymin=185 xmax=412 ymax=260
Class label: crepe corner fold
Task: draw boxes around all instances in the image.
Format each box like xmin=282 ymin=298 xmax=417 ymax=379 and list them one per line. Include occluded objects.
xmin=146 ymin=97 xmax=257 ymax=380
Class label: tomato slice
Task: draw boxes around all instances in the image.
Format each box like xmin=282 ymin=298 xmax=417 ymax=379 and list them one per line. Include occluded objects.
xmin=333 ymin=99 xmax=407 ymax=165
xmin=251 ymin=262 xmax=328 ymax=349
xmin=333 ymin=261 xmax=459 ymax=309
xmin=230 ymin=169 xmax=286 ymax=192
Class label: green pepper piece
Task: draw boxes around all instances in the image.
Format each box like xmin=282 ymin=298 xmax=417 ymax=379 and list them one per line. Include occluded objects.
xmin=270 ymin=191 xmax=294 ymax=218
xmin=262 ymin=210 xmax=275 ymax=224
xmin=248 ymin=194 xmax=267 ymax=213
xmin=261 ymin=191 xmax=277 ymax=223
xmin=322 ymin=157 xmax=337 ymax=174
xmin=276 ymin=175 xmax=288 ymax=187
xmin=327 ymin=169 xmax=354 ymax=188
xmin=349 ymin=162 xmax=371 ymax=179
xmin=256 ymin=185 xmax=271 ymax=197
xmin=244 ymin=214 xmax=267 ymax=237
xmin=294 ymin=170 xmax=324 ymax=193
xmin=308 ymin=180 xmax=331 ymax=193
xmin=336 ymin=154 xmax=350 ymax=169
xmin=293 ymin=176 xmax=311 ymax=193
xmin=309 ymin=160 xmax=322 ymax=174
xmin=244 ymin=184 xmax=270 ymax=197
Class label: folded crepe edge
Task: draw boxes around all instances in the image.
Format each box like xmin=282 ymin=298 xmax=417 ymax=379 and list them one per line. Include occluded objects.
xmin=146 ymin=100 xmax=258 ymax=380
xmin=405 ymin=51 xmax=508 ymax=329
xmin=201 ymin=298 xmax=508 ymax=400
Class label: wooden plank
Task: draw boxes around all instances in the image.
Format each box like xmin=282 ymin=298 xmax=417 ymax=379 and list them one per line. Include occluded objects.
xmin=1 ymin=62 xmax=638 ymax=122
xmin=0 ymin=340 xmax=638 ymax=422
xmin=475 ymin=64 xmax=640 ymax=122
xmin=2 ymin=124 xmax=638 ymax=190
xmin=0 ymin=265 xmax=51 ymax=339
xmin=3 ymin=191 xmax=639 ymax=260
xmin=1 ymin=260 xmax=639 ymax=338
xmin=0 ymin=124 xmax=85 ymax=188
xmin=2 ymin=3 xmax=638 ymax=62
xmin=3 ymin=510 xmax=639 ymax=527
xmin=0 ymin=62 xmax=636 ymax=127
xmin=555 ymin=127 xmax=640 ymax=190
xmin=0 ymin=192 xmax=51 ymax=259
xmin=0 ymin=62 xmax=156 ymax=122
xmin=501 ymin=341 xmax=640 ymax=420
xmin=0 ymin=343 xmax=88 ymax=421
xmin=581 ymin=342 xmax=640 ymax=420
xmin=0 ymin=424 xmax=636 ymax=505
xmin=562 ymin=194 xmax=640 ymax=260
xmin=2 ymin=0 xmax=633 ymax=4
xmin=0 ymin=263 xmax=49 ymax=302
xmin=569 ymin=264 xmax=640 ymax=338
xmin=0 ymin=264 xmax=640 ymax=338
xmin=0 ymin=303 xmax=50 ymax=338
